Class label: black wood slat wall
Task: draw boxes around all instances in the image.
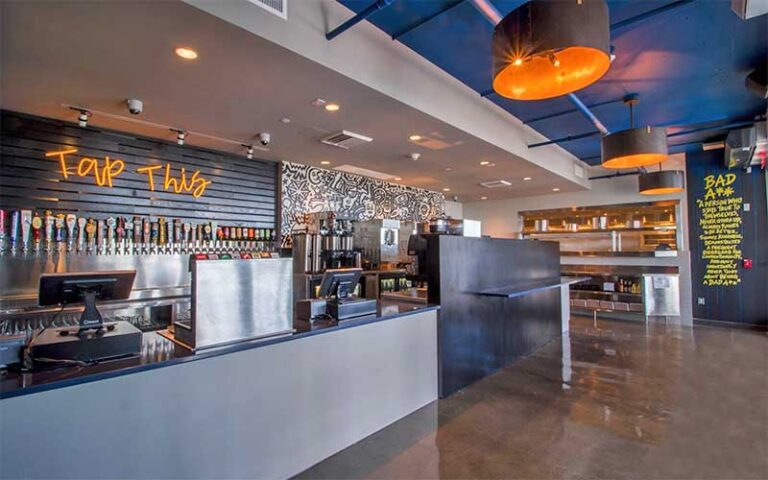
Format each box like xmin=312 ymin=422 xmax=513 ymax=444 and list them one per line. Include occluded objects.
xmin=0 ymin=110 xmax=279 ymax=228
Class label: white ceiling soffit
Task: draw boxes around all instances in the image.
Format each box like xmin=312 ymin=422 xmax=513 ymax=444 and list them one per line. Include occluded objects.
xmin=185 ymin=0 xmax=591 ymax=191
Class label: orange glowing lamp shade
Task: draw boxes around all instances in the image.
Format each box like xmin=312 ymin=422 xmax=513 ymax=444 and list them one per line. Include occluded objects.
xmin=601 ymin=126 xmax=669 ymax=169
xmin=492 ymin=0 xmax=610 ymax=101
xmin=639 ymin=170 xmax=685 ymax=195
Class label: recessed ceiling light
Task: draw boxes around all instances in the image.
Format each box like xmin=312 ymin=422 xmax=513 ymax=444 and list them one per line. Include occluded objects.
xmin=394 ymin=176 xmax=402 ymax=181
xmin=443 ymin=188 xmax=451 ymax=192
xmin=324 ymin=104 xmax=340 ymax=112
xmin=523 ymin=176 xmax=532 ymax=181
xmin=320 ymin=160 xmax=331 ymax=165
xmin=480 ymin=161 xmax=490 ymax=166
xmin=445 ymin=167 xmax=452 ymax=172
xmin=174 ymin=47 xmax=198 ymax=60
xmin=279 ymin=117 xmax=291 ymax=124
xmin=552 ymin=188 xmax=560 ymax=192
xmin=481 ymin=196 xmax=488 ymax=200
xmin=409 ymin=134 xmax=422 ymax=141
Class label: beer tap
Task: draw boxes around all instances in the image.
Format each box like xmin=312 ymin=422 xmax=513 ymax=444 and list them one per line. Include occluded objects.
xmin=124 ymin=218 xmax=133 ymax=255
xmin=106 ymin=217 xmax=116 ymax=254
xmin=43 ymin=211 xmax=54 ymax=253
xmin=55 ymin=214 xmax=66 ymax=253
xmin=141 ymin=218 xmax=149 ymax=254
xmin=30 ymin=212 xmax=43 ymax=254
xmin=204 ymin=224 xmax=212 ymax=252
xmin=182 ymin=223 xmax=191 ymax=254
xmin=133 ymin=217 xmax=143 ymax=254
xmin=77 ymin=217 xmax=87 ymax=253
xmin=85 ymin=218 xmax=97 ymax=253
xmin=66 ymin=214 xmax=77 ymax=254
xmin=9 ymin=211 xmax=20 ymax=253
xmin=173 ymin=219 xmax=181 ymax=255
xmin=191 ymin=223 xmax=198 ymax=253
xmin=158 ymin=217 xmax=167 ymax=254
xmin=96 ymin=218 xmax=105 ymax=254
xmin=150 ymin=220 xmax=159 ymax=254
xmin=21 ymin=210 xmax=32 ymax=253
xmin=116 ymin=217 xmax=125 ymax=255
xmin=0 ymin=209 xmax=6 ymax=253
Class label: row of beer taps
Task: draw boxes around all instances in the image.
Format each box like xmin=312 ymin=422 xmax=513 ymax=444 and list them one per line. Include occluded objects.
xmin=0 ymin=209 xmax=277 ymax=256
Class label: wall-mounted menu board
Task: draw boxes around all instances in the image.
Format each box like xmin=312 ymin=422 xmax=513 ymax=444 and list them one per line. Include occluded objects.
xmin=0 ymin=110 xmax=279 ymax=227
xmin=697 ymin=173 xmax=743 ymax=286
xmin=687 ymin=150 xmax=767 ymax=326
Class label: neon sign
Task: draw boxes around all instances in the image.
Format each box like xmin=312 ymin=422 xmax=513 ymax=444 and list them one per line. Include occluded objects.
xmin=46 ymin=148 xmax=212 ymax=198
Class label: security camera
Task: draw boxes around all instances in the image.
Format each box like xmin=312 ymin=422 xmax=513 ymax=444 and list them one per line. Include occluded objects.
xmin=126 ymin=99 xmax=143 ymax=115
xmin=258 ymin=132 xmax=271 ymax=146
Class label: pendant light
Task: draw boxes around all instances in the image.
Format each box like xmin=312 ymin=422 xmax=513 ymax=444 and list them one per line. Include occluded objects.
xmin=492 ymin=0 xmax=611 ymax=101
xmin=601 ymin=96 xmax=668 ymax=169
xmin=639 ymin=166 xmax=685 ymax=195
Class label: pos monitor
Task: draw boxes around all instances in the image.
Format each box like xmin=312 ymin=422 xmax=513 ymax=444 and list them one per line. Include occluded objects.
xmin=39 ymin=270 xmax=136 ymax=332
xmin=318 ymin=268 xmax=362 ymax=300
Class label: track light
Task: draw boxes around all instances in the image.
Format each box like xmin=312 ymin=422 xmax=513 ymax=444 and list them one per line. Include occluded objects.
xmin=244 ymin=144 xmax=255 ymax=160
xmin=172 ymin=129 xmax=187 ymax=146
xmin=71 ymin=108 xmax=91 ymax=128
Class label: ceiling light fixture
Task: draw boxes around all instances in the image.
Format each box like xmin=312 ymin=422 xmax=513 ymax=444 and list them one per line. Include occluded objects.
xmin=492 ymin=0 xmax=611 ymax=101
xmin=481 ymin=196 xmax=488 ymax=200
xmin=552 ymin=188 xmax=561 ymax=192
xmin=174 ymin=47 xmax=198 ymax=60
xmin=394 ymin=176 xmax=402 ymax=181
xmin=408 ymin=134 xmax=422 ymax=141
xmin=443 ymin=188 xmax=451 ymax=192
xmin=480 ymin=161 xmax=490 ymax=165
xmin=639 ymin=166 xmax=685 ymax=195
xmin=243 ymin=144 xmax=255 ymax=160
xmin=320 ymin=160 xmax=331 ymax=165
xmin=172 ymin=129 xmax=187 ymax=146
xmin=324 ymin=104 xmax=340 ymax=112
xmin=601 ymin=95 xmax=668 ymax=169
xmin=71 ymin=107 xmax=91 ymax=128
xmin=523 ymin=176 xmax=532 ymax=181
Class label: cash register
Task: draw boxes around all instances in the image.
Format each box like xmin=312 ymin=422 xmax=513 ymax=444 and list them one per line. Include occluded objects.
xmin=297 ymin=268 xmax=377 ymax=321
xmin=28 ymin=271 xmax=142 ymax=365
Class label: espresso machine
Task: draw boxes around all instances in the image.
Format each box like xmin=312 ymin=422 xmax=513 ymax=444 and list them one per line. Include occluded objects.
xmin=292 ymin=212 xmax=360 ymax=274
xmin=292 ymin=212 xmax=362 ymax=302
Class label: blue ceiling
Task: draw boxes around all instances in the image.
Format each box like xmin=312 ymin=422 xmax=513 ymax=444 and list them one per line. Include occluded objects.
xmin=336 ymin=0 xmax=767 ymax=164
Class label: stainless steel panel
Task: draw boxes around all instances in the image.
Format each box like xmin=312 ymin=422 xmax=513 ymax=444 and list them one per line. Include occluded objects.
xmin=192 ymin=258 xmax=292 ymax=350
xmin=0 ymin=254 xmax=190 ymax=301
xmin=642 ymin=274 xmax=680 ymax=316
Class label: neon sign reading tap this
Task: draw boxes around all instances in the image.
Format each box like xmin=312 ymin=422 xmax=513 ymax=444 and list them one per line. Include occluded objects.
xmin=45 ymin=148 xmax=212 ymax=198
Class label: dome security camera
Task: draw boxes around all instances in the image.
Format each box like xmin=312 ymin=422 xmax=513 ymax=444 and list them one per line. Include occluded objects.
xmin=126 ymin=99 xmax=143 ymax=115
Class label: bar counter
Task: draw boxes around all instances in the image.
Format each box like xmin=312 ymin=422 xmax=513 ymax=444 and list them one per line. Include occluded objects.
xmin=0 ymin=300 xmax=437 ymax=400
xmin=1 ymin=300 xmax=438 ymax=479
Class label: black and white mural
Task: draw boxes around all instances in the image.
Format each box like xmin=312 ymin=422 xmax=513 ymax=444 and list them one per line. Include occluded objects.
xmin=281 ymin=162 xmax=444 ymax=235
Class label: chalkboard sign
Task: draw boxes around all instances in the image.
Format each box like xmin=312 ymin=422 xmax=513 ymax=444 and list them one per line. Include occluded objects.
xmin=687 ymin=149 xmax=767 ymax=326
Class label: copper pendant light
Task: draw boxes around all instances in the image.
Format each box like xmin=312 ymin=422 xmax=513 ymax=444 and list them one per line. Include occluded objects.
xmin=639 ymin=169 xmax=685 ymax=195
xmin=492 ymin=0 xmax=611 ymax=101
xmin=601 ymin=96 xmax=668 ymax=169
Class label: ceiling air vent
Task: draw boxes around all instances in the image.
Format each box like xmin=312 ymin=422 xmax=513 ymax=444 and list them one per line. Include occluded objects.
xmin=321 ymin=130 xmax=373 ymax=150
xmin=479 ymin=180 xmax=512 ymax=189
xmin=247 ymin=0 xmax=287 ymax=19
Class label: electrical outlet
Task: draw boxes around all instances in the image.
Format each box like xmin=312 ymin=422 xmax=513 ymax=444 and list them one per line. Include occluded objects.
xmin=698 ymin=297 xmax=706 ymax=305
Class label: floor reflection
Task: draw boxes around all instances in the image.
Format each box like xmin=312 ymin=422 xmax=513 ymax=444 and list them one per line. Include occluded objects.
xmin=297 ymin=316 xmax=768 ymax=479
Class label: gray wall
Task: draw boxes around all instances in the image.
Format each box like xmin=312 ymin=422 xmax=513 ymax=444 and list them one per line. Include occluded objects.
xmin=0 ymin=311 xmax=438 ymax=479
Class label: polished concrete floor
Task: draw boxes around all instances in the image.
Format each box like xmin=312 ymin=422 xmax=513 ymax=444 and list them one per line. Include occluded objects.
xmin=297 ymin=316 xmax=768 ymax=479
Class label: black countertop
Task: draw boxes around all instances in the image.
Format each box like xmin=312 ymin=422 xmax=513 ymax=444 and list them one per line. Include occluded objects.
xmin=0 ymin=300 xmax=438 ymax=400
